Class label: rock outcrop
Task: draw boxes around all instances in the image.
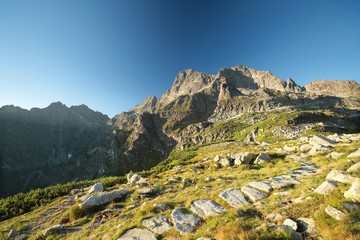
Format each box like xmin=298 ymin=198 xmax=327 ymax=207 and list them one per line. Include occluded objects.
xmin=305 ymin=80 xmax=358 ymax=98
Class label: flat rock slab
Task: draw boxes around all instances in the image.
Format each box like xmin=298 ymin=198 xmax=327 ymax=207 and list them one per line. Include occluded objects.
xmin=190 ymin=200 xmax=227 ymax=218
xmin=219 ymin=188 xmax=250 ymax=207
xmin=347 ymin=149 xmax=360 ymax=158
xmin=325 ymin=206 xmax=346 ymax=221
xmin=283 ymin=218 xmax=298 ymax=231
xmin=241 ymin=185 xmax=268 ymax=202
xmin=269 ymin=176 xmax=300 ymax=189
xmin=247 ymin=181 xmax=273 ymax=194
xmin=346 ymin=161 xmax=360 ymax=173
xmin=314 ymin=180 xmax=338 ymax=195
xmin=142 ymin=215 xmax=173 ymax=234
xmin=171 ymin=208 xmax=200 ymax=235
xmin=118 ymin=228 xmax=157 ymax=240
xmin=310 ymin=134 xmax=335 ymax=147
xmin=344 ymin=178 xmax=360 ymax=203
xmin=79 ymin=189 xmax=131 ymax=210
xmin=326 ymin=170 xmax=357 ymax=184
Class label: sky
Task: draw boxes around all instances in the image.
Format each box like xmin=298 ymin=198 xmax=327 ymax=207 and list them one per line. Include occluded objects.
xmin=0 ymin=0 xmax=359 ymax=117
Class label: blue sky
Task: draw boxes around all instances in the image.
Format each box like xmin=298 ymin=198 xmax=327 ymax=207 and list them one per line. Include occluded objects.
xmin=0 ymin=0 xmax=359 ymax=117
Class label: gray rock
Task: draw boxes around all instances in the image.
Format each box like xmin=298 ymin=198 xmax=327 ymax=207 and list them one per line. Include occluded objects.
xmin=241 ymin=185 xmax=268 ymax=202
xmin=247 ymin=181 xmax=273 ymax=194
xmin=314 ymin=180 xmax=338 ymax=195
xmin=344 ymin=178 xmax=360 ymax=203
xmin=220 ymin=158 xmax=232 ymax=167
xmin=79 ymin=189 xmax=131 ymax=210
xmin=308 ymin=144 xmax=332 ymax=155
xmin=309 ymin=134 xmax=335 ymax=147
xmin=274 ymin=225 xmax=302 ymax=240
xmin=88 ymin=183 xmax=104 ymax=194
xmin=283 ymin=218 xmax=298 ymax=231
xmin=190 ymin=200 xmax=227 ymax=218
xmin=326 ymin=170 xmax=357 ymax=184
xmin=118 ymin=228 xmax=156 ymax=240
xmin=77 ymin=194 xmax=90 ymax=202
xmin=266 ymin=213 xmax=283 ymax=224
xmin=218 ymin=188 xmax=250 ymax=207
xmin=269 ymin=176 xmax=300 ymax=189
xmin=8 ymin=229 xmax=19 ymax=238
xmin=128 ymin=173 xmax=146 ymax=185
xmin=296 ymin=218 xmax=317 ymax=237
xmin=171 ymin=208 xmax=200 ymax=235
xmin=284 ymin=145 xmax=299 ymax=152
xmin=325 ymin=206 xmax=346 ymax=220
xmin=342 ymin=202 xmax=360 ymax=212
xmin=70 ymin=188 xmax=81 ymax=195
xmin=153 ymin=203 xmax=168 ymax=212
xmin=299 ymin=144 xmax=312 ymax=153
xmin=328 ymin=152 xmax=342 ymax=159
xmin=213 ymin=155 xmax=221 ymax=162
xmin=346 ymin=161 xmax=360 ymax=173
xmin=142 ymin=215 xmax=173 ymax=234
xmin=254 ymin=152 xmax=271 ymax=164
xmin=43 ymin=224 xmax=64 ymax=237
xmin=137 ymin=188 xmax=156 ymax=198
xmin=347 ymin=149 xmax=360 ymax=158
xmin=241 ymin=152 xmax=253 ymax=164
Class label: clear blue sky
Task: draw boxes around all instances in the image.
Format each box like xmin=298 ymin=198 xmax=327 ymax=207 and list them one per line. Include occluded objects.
xmin=1 ymin=0 xmax=359 ymax=117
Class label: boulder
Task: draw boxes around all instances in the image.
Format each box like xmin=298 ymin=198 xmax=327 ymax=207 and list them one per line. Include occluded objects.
xmin=296 ymin=218 xmax=317 ymax=237
xmin=153 ymin=203 xmax=168 ymax=212
xmin=247 ymin=181 xmax=273 ymax=194
xmin=127 ymin=173 xmax=146 ymax=185
xmin=213 ymin=155 xmax=221 ymax=162
xmin=219 ymin=188 xmax=250 ymax=207
xmin=274 ymin=225 xmax=302 ymax=240
xmin=344 ymin=178 xmax=360 ymax=203
xmin=88 ymin=183 xmax=104 ymax=194
xmin=118 ymin=228 xmax=156 ymax=240
xmin=79 ymin=189 xmax=131 ymax=210
xmin=283 ymin=218 xmax=298 ymax=231
xmin=220 ymin=158 xmax=232 ymax=167
xmin=328 ymin=152 xmax=342 ymax=159
xmin=325 ymin=206 xmax=346 ymax=220
xmin=314 ymin=180 xmax=338 ymax=195
xmin=171 ymin=208 xmax=200 ymax=235
xmin=137 ymin=188 xmax=156 ymax=198
xmin=254 ymin=152 xmax=271 ymax=164
xmin=241 ymin=152 xmax=253 ymax=164
xmin=308 ymin=144 xmax=332 ymax=155
xmin=190 ymin=200 xmax=227 ymax=218
xmin=265 ymin=213 xmax=283 ymax=224
xmin=241 ymin=185 xmax=268 ymax=202
xmin=284 ymin=145 xmax=299 ymax=152
xmin=269 ymin=176 xmax=300 ymax=189
xmin=347 ymin=149 xmax=360 ymax=158
xmin=309 ymin=134 xmax=335 ymax=147
xmin=299 ymin=144 xmax=312 ymax=153
xmin=346 ymin=161 xmax=360 ymax=173
xmin=326 ymin=170 xmax=357 ymax=184
xmin=141 ymin=215 xmax=173 ymax=234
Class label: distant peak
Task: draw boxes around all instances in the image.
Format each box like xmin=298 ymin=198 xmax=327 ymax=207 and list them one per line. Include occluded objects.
xmin=48 ymin=101 xmax=67 ymax=109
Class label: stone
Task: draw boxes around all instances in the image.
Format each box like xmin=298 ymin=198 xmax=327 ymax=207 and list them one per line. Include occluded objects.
xmin=254 ymin=152 xmax=271 ymax=164
xmin=78 ymin=194 xmax=90 ymax=202
xmin=213 ymin=163 xmax=221 ymax=169
xmin=220 ymin=158 xmax=232 ymax=167
xmin=171 ymin=208 xmax=200 ymax=235
xmin=241 ymin=152 xmax=253 ymax=164
xmin=343 ymin=202 xmax=360 ymax=212
xmin=284 ymin=145 xmax=299 ymax=152
xmin=299 ymin=144 xmax=312 ymax=153
xmin=213 ymin=155 xmax=221 ymax=162
xmin=296 ymin=218 xmax=317 ymax=237
xmin=8 ymin=229 xmax=19 ymax=238
xmin=141 ymin=215 xmax=173 ymax=234
xmin=70 ymin=188 xmax=81 ymax=195
xmin=247 ymin=181 xmax=273 ymax=194
xmin=326 ymin=170 xmax=357 ymax=184
xmin=308 ymin=144 xmax=332 ymax=155
xmin=219 ymin=188 xmax=250 ymax=207
xmin=269 ymin=176 xmax=300 ymax=189
xmin=137 ymin=188 xmax=156 ymax=198
xmin=128 ymin=173 xmax=146 ymax=185
xmin=266 ymin=213 xmax=283 ymax=224
xmin=325 ymin=206 xmax=346 ymax=220
xmin=79 ymin=189 xmax=131 ymax=210
xmin=347 ymin=149 xmax=360 ymax=158
xmin=190 ymin=200 xmax=227 ymax=218
xmin=309 ymin=134 xmax=335 ymax=147
xmin=344 ymin=178 xmax=360 ymax=203
xmin=328 ymin=152 xmax=342 ymax=159
xmin=274 ymin=225 xmax=302 ymax=240
xmin=88 ymin=183 xmax=104 ymax=194
xmin=314 ymin=180 xmax=338 ymax=195
xmin=241 ymin=185 xmax=268 ymax=202
xmin=118 ymin=228 xmax=156 ymax=240
xmin=347 ymin=161 xmax=360 ymax=173
xmin=283 ymin=218 xmax=298 ymax=231
xmin=153 ymin=203 xmax=168 ymax=212
xmin=43 ymin=224 xmax=65 ymax=236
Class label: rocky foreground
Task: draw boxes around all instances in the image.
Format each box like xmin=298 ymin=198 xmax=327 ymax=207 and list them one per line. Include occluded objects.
xmin=1 ymin=133 xmax=359 ymax=239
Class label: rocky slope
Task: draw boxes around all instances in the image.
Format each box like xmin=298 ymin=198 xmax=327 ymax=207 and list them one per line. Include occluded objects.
xmin=1 ymin=65 xmax=360 ymax=199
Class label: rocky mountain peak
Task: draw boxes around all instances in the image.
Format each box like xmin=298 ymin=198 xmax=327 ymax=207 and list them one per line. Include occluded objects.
xmin=130 ymin=96 xmax=158 ymax=114
xmin=305 ymin=80 xmax=359 ymax=98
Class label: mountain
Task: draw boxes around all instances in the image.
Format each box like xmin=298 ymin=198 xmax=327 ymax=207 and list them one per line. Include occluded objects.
xmin=1 ymin=65 xmax=360 ymax=198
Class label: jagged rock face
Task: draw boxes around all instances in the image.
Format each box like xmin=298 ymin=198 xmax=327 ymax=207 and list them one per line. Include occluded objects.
xmin=305 ymin=80 xmax=359 ymax=98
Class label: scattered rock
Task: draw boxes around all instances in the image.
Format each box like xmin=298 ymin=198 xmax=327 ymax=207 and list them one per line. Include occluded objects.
xmin=299 ymin=144 xmax=312 ymax=153
xmin=118 ymin=228 xmax=156 ymax=240
xmin=328 ymin=152 xmax=342 ymax=159
xmin=347 ymin=149 xmax=360 ymax=158
xmin=343 ymin=202 xmax=360 ymax=212
xmin=137 ymin=188 xmax=156 ymax=198
xmin=283 ymin=218 xmax=298 ymax=231
xmin=88 ymin=183 xmax=104 ymax=194
xmin=254 ymin=152 xmax=271 ymax=164
xmin=326 ymin=170 xmax=357 ymax=184
xmin=274 ymin=225 xmax=302 ymax=240
xmin=269 ymin=176 xmax=300 ymax=189
xmin=213 ymin=163 xmax=222 ymax=169
xmin=127 ymin=173 xmax=147 ymax=185
xmin=308 ymin=144 xmax=332 ymax=155
xmin=153 ymin=203 xmax=168 ymax=212
xmin=241 ymin=152 xmax=253 ymax=164
xmin=142 ymin=215 xmax=173 ymax=234
xmin=43 ymin=224 xmax=65 ymax=237
xmin=213 ymin=155 xmax=221 ymax=162
xmin=309 ymin=134 xmax=335 ymax=147
xmin=220 ymin=158 xmax=232 ymax=167
xmin=284 ymin=145 xmax=298 ymax=152
xmin=241 ymin=185 xmax=268 ymax=202
xmin=79 ymin=189 xmax=131 ymax=210
xmin=219 ymin=188 xmax=250 ymax=207
xmin=171 ymin=208 xmax=200 ymax=235
xmin=314 ymin=180 xmax=338 ymax=195
xmin=266 ymin=213 xmax=283 ymax=224
xmin=344 ymin=178 xmax=360 ymax=203
xmin=296 ymin=218 xmax=317 ymax=237
xmin=346 ymin=161 xmax=360 ymax=173
xmin=325 ymin=206 xmax=346 ymax=220
xmin=247 ymin=181 xmax=273 ymax=194
xmin=190 ymin=200 xmax=227 ymax=218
